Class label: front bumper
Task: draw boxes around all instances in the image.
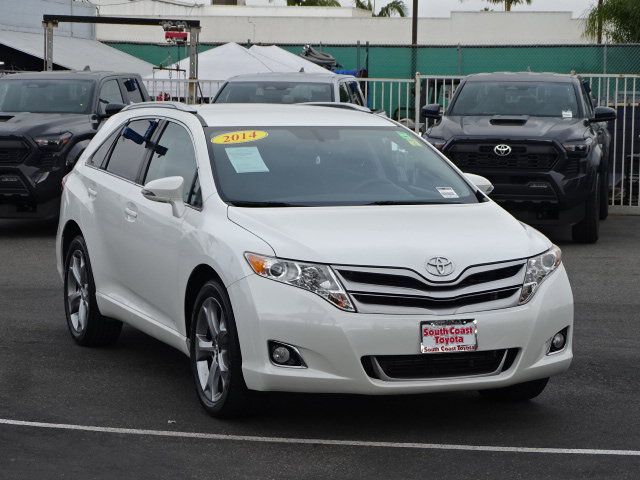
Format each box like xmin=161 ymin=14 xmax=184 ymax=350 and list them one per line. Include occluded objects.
xmin=228 ymin=265 xmax=573 ymax=395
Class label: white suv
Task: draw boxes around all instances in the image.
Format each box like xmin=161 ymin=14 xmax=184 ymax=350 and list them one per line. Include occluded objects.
xmin=56 ymin=102 xmax=573 ymax=417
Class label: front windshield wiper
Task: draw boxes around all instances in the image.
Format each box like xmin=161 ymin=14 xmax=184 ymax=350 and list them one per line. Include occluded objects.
xmin=366 ymin=200 xmax=457 ymax=205
xmin=229 ymin=201 xmax=298 ymax=208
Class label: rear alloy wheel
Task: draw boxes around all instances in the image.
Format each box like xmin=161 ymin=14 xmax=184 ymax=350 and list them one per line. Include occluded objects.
xmin=64 ymin=236 xmax=122 ymax=346
xmin=478 ymin=378 xmax=549 ymax=402
xmin=190 ymin=280 xmax=251 ymax=418
xmin=572 ymin=173 xmax=600 ymax=244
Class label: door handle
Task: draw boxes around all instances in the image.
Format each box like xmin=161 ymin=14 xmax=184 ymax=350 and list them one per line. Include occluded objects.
xmin=87 ymin=186 xmax=97 ymax=198
xmin=124 ymin=206 xmax=138 ymax=220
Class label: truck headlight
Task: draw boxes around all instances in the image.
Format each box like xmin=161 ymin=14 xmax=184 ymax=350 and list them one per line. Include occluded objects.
xmin=518 ymin=245 xmax=562 ymax=305
xmin=245 ymin=253 xmax=355 ymax=312
xmin=34 ymin=132 xmax=72 ymax=150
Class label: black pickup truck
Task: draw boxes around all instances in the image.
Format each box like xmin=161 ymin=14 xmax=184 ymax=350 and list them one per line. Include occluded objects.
xmin=422 ymin=72 xmax=617 ymax=243
xmin=0 ymin=71 xmax=149 ymax=220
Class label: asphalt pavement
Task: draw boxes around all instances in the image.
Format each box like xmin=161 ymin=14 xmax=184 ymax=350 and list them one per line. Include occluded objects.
xmin=0 ymin=216 xmax=639 ymax=479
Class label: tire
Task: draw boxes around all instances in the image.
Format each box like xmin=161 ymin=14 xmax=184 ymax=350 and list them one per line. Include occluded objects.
xmin=572 ymin=173 xmax=600 ymax=244
xmin=478 ymin=378 xmax=549 ymax=402
xmin=189 ymin=280 xmax=251 ymax=418
xmin=63 ymin=236 xmax=122 ymax=346
xmin=599 ymin=167 xmax=609 ymax=221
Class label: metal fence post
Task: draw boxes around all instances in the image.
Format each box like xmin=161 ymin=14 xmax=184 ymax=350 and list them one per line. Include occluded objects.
xmin=603 ymin=44 xmax=608 ymax=74
xmin=187 ymin=25 xmax=201 ymax=105
xmin=414 ymin=71 xmax=421 ymax=133
xmin=457 ymin=44 xmax=462 ymax=75
xmin=42 ymin=20 xmax=57 ymax=71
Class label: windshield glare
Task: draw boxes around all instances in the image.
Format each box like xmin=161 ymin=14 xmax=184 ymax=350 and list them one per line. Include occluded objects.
xmin=0 ymin=79 xmax=94 ymax=114
xmin=206 ymin=126 xmax=478 ymax=207
xmin=214 ymin=82 xmax=333 ymax=104
xmin=450 ymin=81 xmax=580 ymax=118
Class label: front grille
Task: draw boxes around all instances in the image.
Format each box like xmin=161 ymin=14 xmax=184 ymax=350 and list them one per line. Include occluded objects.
xmin=446 ymin=142 xmax=559 ymax=171
xmin=334 ymin=261 xmax=525 ymax=314
xmin=363 ymin=349 xmax=516 ymax=380
xmin=0 ymin=138 xmax=30 ymax=165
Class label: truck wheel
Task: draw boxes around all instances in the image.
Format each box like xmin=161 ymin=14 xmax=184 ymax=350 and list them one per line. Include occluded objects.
xmin=599 ymin=168 xmax=609 ymax=220
xmin=478 ymin=378 xmax=549 ymax=401
xmin=572 ymin=174 xmax=600 ymax=244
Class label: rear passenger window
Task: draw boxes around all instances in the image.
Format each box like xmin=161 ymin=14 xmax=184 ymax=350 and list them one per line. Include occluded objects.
xmin=106 ymin=119 xmax=158 ymax=182
xmin=144 ymin=122 xmax=198 ymax=204
xmin=123 ymin=78 xmax=144 ymax=103
xmin=339 ymin=83 xmax=351 ymax=103
xmin=87 ymin=127 xmax=121 ymax=167
xmin=347 ymin=82 xmax=364 ymax=106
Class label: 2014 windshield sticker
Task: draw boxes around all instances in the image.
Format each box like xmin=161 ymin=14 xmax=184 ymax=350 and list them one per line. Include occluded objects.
xmin=437 ymin=187 xmax=459 ymax=199
xmin=396 ymin=131 xmax=422 ymax=147
xmin=562 ymin=110 xmax=573 ymax=119
xmin=211 ymin=130 xmax=268 ymax=145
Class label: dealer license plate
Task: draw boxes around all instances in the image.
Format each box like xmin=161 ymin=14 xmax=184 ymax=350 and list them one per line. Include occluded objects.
xmin=420 ymin=320 xmax=477 ymax=354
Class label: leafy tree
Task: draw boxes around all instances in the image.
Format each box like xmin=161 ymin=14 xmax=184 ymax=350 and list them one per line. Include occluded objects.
xmin=354 ymin=0 xmax=407 ymax=17
xmin=287 ymin=0 xmax=341 ymax=6
xmin=584 ymin=0 xmax=640 ymax=43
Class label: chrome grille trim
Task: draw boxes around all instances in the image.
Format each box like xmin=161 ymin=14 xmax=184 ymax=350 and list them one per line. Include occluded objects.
xmin=333 ymin=260 xmax=526 ymax=315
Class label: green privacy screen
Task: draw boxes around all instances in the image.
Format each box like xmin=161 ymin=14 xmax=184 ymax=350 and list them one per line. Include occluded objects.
xmin=108 ymin=42 xmax=640 ymax=77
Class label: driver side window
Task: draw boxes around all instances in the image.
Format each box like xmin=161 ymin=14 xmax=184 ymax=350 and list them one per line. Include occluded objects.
xmin=98 ymin=80 xmax=124 ymax=115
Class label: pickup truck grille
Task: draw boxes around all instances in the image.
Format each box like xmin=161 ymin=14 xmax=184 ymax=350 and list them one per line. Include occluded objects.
xmin=446 ymin=142 xmax=559 ymax=171
xmin=0 ymin=138 xmax=30 ymax=165
xmin=334 ymin=260 xmax=526 ymax=315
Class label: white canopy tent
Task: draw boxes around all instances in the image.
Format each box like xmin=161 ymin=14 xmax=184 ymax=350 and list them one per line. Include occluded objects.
xmin=144 ymin=42 xmax=331 ymax=100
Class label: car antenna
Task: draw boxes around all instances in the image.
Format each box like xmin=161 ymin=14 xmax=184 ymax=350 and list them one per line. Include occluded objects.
xmin=83 ymin=65 xmax=91 ymax=71
xmin=299 ymin=67 xmax=305 ymax=73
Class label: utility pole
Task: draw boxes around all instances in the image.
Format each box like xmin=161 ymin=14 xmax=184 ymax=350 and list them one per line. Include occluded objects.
xmin=597 ymin=0 xmax=603 ymax=44
xmin=410 ymin=0 xmax=418 ymax=77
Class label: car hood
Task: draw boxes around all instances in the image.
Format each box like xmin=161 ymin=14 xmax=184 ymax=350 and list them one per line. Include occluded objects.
xmin=431 ymin=115 xmax=588 ymax=141
xmin=0 ymin=112 xmax=91 ymax=137
xmin=228 ymin=202 xmax=550 ymax=273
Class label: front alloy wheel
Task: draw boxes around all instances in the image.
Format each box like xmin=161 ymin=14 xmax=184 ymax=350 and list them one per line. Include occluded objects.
xmin=189 ymin=280 xmax=252 ymax=417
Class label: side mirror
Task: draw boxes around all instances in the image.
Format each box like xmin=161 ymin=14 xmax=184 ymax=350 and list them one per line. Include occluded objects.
xmin=464 ymin=173 xmax=494 ymax=196
xmin=589 ymin=106 xmax=617 ymax=123
xmin=421 ymin=103 xmax=442 ymax=121
xmin=141 ymin=176 xmax=185 ymax=217
xmin=100 ymin=102 xmax=126 ymax=118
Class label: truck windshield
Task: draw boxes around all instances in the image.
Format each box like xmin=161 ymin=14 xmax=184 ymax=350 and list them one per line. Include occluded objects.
xmin=450 ymin=81 xmax=580 ymax=118
xmin=206 ymin=126 xmax=478 ymax=207
xmin=0 ymin=79 xmax=94 ymax=114
xmin=214 ymin=82 xmax=333 ymax=104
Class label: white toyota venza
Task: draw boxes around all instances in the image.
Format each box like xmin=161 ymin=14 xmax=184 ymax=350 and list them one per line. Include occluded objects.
xmin=56 ymin=102 xmax=573 ymax=417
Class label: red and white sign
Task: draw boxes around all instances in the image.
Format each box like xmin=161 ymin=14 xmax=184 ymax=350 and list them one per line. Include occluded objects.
xmin=421 ymin=320 xmax=477 ymax=354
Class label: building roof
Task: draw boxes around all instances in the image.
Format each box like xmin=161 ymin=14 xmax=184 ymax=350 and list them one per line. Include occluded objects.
xmin=0 ymin=30 xmax=154 ymax=76
xmin=4 ymin=71 xmax=142 ymax=80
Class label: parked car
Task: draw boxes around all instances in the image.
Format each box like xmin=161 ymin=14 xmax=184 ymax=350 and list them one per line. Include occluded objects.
xmin=57 ymin=102 xmax=573 ymax=417
xmin=213 ymin=72 xmax=366 ymax=107
xmin=0 ymin=70 xmax=149 ymax=220
xmin=422 ymin=72 xmax=617 ymax=243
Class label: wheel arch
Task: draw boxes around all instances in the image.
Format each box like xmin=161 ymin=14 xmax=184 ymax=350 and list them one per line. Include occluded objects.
xmin=184 ymin=264 xmax=225 ymax=339
xmin=61 ymin=220 xmax=83 ymax=260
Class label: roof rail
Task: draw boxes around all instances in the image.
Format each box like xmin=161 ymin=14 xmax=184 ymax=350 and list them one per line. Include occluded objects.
xmin=301 ymin=102 xmax=372 ymax=113
xmin=123 ymin=101 xmax=198 ymax=113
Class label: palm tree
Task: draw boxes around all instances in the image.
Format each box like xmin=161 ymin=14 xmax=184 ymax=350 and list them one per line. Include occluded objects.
xmin=287 ymin=0 xmax=341 ymax=6
xmin=584 ymin=0 xmax=640 ymax=43
xmin=354 ymin=0 xmax=407 ymax=17
xmin=478 ymin=0 xmax=532 ymax=12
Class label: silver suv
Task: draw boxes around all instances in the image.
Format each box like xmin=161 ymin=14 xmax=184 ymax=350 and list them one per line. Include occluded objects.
xmin=212 ymin=72 xmax=366 ymax=107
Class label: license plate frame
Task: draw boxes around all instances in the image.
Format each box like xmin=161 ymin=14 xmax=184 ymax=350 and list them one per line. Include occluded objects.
xmin=420 ymin=319 xmax=478 ymax=354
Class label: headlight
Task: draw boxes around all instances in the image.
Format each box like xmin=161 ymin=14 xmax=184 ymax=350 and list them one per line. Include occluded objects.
xmin=424 ymin=136 xmax=446 ymax=151
xmin=563 ymin=138 xmax=593 ymax=156
xmin=34 ymin=132 xmax=72 ymax=150
xmin=518 ymin=245 xmax=562 ymax=305
xmin=244 ymin=253 xmax=355 ymax=312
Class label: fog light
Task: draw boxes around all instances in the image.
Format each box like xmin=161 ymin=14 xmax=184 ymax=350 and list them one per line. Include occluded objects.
xmin=268 ymin=340 xmax=307 ymax=368
xmin=271 ymin=346 xmax=291 ymax=364
xmin=548 ymin=327 xmax=568 ymax=354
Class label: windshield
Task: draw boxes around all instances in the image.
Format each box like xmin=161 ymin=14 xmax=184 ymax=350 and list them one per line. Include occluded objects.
xmin=0 ymin=79 xmax=94 ymax=114
xmin=206 ymin=126 xmax=478 ymax=207
xmin=450 ymin=81 xmax=580 ymax=118
xmin=214 ymin=82 xmax=333 ymax=104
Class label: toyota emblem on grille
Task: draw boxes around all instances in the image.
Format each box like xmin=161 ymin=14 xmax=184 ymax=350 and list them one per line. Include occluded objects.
xmin=426 ymin=257 xmax=454 ymax=276
xmin=494 ymin=144 xmax=512 ymax=156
